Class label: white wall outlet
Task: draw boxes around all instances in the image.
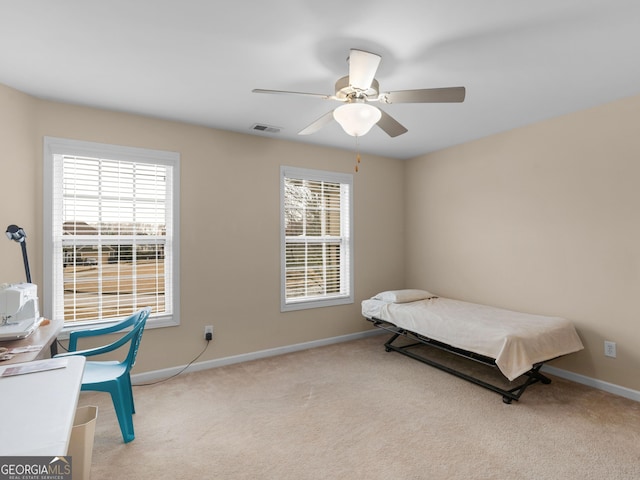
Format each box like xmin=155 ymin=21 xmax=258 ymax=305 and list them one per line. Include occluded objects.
xmin=604 ymin=340 xmax=616 ymax=358
xmin=204 ymin=325 xmax=214 ymax=340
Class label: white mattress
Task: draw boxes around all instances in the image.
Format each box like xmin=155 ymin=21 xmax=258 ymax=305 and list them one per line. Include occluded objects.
xmin=362 ymin=297 xmax=584 ymax=381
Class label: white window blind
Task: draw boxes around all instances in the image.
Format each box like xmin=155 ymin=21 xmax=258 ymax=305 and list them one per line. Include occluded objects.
xmin=281 ymin=166 xmax=353 ymax=311
xmin=44 ymin=137 xmax=180 ymax=327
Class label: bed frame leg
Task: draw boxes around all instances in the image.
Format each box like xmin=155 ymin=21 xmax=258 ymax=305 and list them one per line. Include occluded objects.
xmin=528 ymin=369 xmax=552 ymax=384
xmin=520 ymin=364 xmax=552 ymax=385
xmin=384 ymin=333 xmax=401 ymax=352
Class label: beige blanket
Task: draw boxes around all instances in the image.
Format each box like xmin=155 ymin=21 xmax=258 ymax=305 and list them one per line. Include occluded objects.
xmin=362 ymin=297 xmax=584 ymax=381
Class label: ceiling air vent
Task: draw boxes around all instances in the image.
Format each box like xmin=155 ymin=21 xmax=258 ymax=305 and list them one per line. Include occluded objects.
xmin=251 ymin=123 xmax=281 ymax=134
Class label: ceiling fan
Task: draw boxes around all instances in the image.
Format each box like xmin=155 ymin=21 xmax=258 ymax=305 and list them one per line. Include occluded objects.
xmin=253 ymin=48 xmax=466 ymax=138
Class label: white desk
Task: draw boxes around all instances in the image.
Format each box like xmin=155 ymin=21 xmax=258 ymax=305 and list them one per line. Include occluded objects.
xmin=0 ymin=356 xmax=85 ymax=456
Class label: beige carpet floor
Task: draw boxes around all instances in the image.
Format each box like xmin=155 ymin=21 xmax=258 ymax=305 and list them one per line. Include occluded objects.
xmin=79 ymin=335 xmax=640 ymax=479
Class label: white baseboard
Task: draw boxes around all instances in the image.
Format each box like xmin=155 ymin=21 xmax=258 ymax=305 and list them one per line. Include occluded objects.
xmin=132 ymin=329 xmax=385 ymax=385
xmin=132 ymin=330 xmax=639 ymax=403
xmin=541 ymin=365 xmax=640 ymax=403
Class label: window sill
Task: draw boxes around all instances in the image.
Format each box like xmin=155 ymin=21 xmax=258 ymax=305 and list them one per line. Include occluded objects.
xmin=281 ymin=296 xmax=353 ymax=312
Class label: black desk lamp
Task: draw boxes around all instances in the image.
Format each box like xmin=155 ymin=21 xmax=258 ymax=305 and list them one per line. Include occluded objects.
xmin=5 ymin=224 xmax=32 ymax=283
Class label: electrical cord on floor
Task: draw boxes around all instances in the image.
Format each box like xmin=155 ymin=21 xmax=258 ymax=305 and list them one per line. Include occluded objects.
xmin=133 ymin=338 xmax=211 ymax=387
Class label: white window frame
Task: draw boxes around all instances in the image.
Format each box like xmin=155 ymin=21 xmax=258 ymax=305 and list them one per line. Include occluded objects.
xmin=280 ymin=166 xmax=354 ymax=312
xmin=43 ymin=136 xmax=180 ymax=331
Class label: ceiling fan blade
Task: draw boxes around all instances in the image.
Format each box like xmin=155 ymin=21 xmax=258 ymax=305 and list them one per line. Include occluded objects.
xmin=252 ymin=88 xmax=335 ymax=100
xmin=377 ymin=110 xmax=408 ymax=138
xmin=298 ymin=110 xmax=335 ymax=135
xmin=348 ymin=49 xmax=381 ymax=91
xmin=380 ymin=86 xmax=466 ymax=104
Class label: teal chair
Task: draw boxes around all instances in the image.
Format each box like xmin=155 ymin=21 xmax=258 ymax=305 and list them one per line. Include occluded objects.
xmin=56 ymin=307 xmax=151 ymax=443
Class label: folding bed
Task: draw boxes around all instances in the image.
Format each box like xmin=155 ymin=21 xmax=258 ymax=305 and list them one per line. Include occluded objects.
xmin=362 ymin=290 xmax=584 ymax=403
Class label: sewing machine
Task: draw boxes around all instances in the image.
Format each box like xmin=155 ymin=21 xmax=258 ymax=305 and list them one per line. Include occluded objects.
xmin=0 ymin=283 xmax=42 ymax=341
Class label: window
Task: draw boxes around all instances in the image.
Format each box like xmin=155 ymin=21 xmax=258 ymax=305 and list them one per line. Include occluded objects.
xmin=280 ymin=166 xmax=353 ymax=311
xmin=43 ymin=137 xmax=180 ymax=329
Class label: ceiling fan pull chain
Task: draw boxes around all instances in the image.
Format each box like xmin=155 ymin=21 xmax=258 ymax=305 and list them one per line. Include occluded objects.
xmin=355 ymin=136 xmax=361 ymax=172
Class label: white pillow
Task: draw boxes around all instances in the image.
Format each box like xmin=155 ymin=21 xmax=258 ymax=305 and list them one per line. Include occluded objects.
xmin=373 ymin=289 xmax=436 ymax=303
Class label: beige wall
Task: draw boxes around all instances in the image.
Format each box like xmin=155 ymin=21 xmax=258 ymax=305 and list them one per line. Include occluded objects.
xmin=0 ymin=82 xmax=405 ymax=373
xmin=406 ymin=93 xmax=640 ymax=391
xmin=0 ymin=85 xmax=38 ymax=282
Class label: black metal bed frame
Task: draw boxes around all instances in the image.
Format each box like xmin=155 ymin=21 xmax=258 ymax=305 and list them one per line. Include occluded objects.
xmin=368 ymin=317 xmax=552 ymax=404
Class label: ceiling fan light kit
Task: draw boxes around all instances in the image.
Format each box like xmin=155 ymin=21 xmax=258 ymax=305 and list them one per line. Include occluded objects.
xmin=253 ymin=48 xmax=465 ymax=139
xmin=333 ymin=102 xmax=382 ymax=137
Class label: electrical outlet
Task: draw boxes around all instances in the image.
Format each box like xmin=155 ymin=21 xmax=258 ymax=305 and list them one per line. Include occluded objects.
xmin=604 ymin=341 xmax=616 ymax=358
xmin=204 ymin=325 xmax=214 ymax=340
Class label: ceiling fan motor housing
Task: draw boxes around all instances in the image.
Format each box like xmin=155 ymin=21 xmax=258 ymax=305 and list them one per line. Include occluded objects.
xmin=335 ymin=76 xmax=379 ymax=101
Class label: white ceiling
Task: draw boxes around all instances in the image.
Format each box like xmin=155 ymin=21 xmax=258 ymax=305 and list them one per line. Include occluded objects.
xmin=2 ymin=0 xmax=639 ymax=159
